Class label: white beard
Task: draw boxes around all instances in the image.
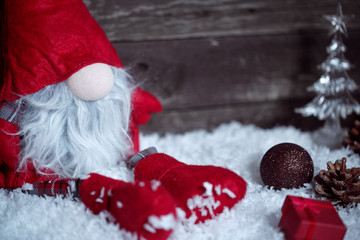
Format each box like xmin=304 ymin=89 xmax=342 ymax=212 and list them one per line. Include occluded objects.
xmin=18 ymin=67 xmax=133 ymax=178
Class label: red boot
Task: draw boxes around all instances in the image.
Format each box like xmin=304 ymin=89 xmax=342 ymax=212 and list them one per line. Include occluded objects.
xmin=25 ymin=174 xmax=177 ymax=240
xmin=80 ymin=174 xmax=177 ymax=240
xmin=133 ymin=152 xmax=247 ymax=223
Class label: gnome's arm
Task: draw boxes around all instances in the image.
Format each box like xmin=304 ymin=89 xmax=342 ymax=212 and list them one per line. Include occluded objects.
xmin=130 ymin=88 xmax=162 ymax=153
xmin=0 ymin=119 xmax=19 ymax=188
xmin=0 ymin=119 xmax=54 ymax=188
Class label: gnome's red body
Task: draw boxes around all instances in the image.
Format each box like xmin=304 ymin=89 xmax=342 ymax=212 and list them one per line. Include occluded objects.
xmin=0 ymin=0 xmax=160 ymax=188
xmin=0 ymin=1 xmax=246 ymax=239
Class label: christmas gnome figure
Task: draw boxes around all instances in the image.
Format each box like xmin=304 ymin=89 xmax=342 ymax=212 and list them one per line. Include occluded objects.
xmin=0 ymin=0 xmax=247 ymax=239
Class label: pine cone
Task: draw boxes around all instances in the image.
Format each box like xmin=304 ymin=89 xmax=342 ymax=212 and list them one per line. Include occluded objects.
xmin=314 ymin=157 xmax=360 ymax=206
xmin=343 ymin=119 xmax=360 ymax=154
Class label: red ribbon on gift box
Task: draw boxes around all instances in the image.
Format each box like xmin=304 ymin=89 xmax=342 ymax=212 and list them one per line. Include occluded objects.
xmin=282 ymin=196 xmax=335 ymax=240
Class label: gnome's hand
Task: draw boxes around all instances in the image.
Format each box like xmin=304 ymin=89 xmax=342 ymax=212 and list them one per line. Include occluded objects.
xmin=130 ymin=88 xmax=162 ymax=153
xmin=131 ymin=88 xmax=162 ymax=126
xmin=79 ymin=174 xmax=177 ymax=240
xmin=134 ymin=153 xmax=247 ymax=223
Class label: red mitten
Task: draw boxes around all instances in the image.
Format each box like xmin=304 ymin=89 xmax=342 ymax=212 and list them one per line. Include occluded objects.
xmin=134 ymin=153 xmax=247 ymax=223
xmin=79 ymin=173 xmax=177 ymax=240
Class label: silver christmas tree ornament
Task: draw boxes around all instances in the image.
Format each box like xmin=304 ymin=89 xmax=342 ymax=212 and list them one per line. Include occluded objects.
xmin=295 ymin=3 xmax=360 ymax=148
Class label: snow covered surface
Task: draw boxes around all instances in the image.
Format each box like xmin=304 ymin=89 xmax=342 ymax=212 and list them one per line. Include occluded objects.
xmin=1 ymin=122 xmax=360 ymax=240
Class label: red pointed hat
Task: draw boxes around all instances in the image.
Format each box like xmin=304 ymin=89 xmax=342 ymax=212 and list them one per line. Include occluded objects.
xmin=1 ymin=0 xmax=122 ymax=101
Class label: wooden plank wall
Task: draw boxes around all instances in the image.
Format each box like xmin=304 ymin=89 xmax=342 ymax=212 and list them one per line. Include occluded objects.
xmin=84 ymin=0 xmax=360 ymax=134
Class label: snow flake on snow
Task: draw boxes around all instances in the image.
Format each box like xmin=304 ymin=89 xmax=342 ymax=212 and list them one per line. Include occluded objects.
xmin=21 ymin=183 xmax=34 ymax=191
xmin=143 ymin=213 xmax=177 ymax=233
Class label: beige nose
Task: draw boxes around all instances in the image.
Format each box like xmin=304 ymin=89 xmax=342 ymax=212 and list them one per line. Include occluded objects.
xmin=66 ymin=63 xmax=114 ymax=101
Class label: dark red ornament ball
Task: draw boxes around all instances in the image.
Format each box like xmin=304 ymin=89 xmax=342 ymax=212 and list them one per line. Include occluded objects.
xmin=260 ymin=143 xmax=314 ymax=190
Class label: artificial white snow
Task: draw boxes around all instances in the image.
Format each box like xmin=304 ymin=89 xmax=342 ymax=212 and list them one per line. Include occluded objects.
xmin=144 ymin=213 xmax=177 ymax=233
xmin=95 ymin=187 xmax=105 ymax=203
xmin=1 ymin=121 xmax=360 ymax=240
xmin=151 ymin=180 xmax=161 ymax=191
xmin=21 ymin=183 xmax=34 ymax=191
xmin=68 ymin=180 xmax=76 ymax=192
xmin=107 ymin=189 xmax=113 ymax=197
xmin=116 ymin=201 xmax=123 ymax=208
xmin=51 ymin=182 xmax=55 ymax=196
xmin=215 ymin=185 xmax=221 ymax=195
xmin=143 ymin=223 xmax=156 ymax=233
xmin=80 ymin=174 xmax=91 ymax=180
xmin=203 ymin=182 xmax=213 ymax=197
xmin=187 ymin=193 xmax=220 ymax=218
xmin=222 ymin=188 xmax=236 ymax=199
xmin=186 ymin=181 xmax=230 ymax=218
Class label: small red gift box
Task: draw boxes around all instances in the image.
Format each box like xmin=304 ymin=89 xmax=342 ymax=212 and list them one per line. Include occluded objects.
xmin=278 ymin=195 xmax=347 ymax=240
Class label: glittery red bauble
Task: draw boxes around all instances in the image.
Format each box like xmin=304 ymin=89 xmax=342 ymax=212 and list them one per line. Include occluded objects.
xmin=260 ymin=143 xmax=314 ymax=190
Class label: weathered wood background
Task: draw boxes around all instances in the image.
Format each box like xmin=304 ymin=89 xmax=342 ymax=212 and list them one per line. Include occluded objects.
xmin=84 ymin=0 xmax=360 ymax=134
